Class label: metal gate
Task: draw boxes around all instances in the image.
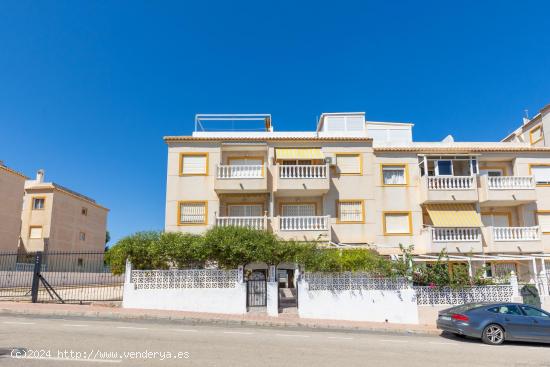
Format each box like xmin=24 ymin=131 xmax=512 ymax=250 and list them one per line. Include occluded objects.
xmin=0 ymin=251 xmax=124 ymax=304
xmin=247 ymin=271 xmax=266 ymax=307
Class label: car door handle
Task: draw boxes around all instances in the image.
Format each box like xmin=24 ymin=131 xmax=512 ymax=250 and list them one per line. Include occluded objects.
xmin=504 ymin=317 xmax=510 ymax=321
xmin=533 ymin=319 xmax=539 ymax=324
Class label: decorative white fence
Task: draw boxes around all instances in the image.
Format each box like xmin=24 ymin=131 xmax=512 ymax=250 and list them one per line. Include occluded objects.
xmin=130 ymin=269 xmax=239 ymax=290
xmin=304 ymin=272 xmax=410 ymax=291
xmin=279 ymin=165 xmax=328 ymax=179
xmin=415 ymin=285 xmax=514 ymax=305
xmin=216 ymin=165 xmax=263 ymax=179
xmin=487 ymin=176 xmax=534 ymax=190
xmin=279 ymin=216 xmax=329 ymax=231
xmin=432 ymin=227 xmax=481 ymax=242
xmin=493 ymin=226 xmax=540 ymax=241
xmin=299 ymin=272 xmax=419 ymax=324
xmin=427 ymin=176 xmax=475 ymax=190
xmin=124 ymin=267 xmax=246 ymax=314
xmin=216 ymin=216 xmax=267 ymax=230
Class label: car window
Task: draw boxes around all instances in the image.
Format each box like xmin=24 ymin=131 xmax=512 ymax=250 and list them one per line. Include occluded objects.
xmin=497 ymin=305 xmax=522 ymax=315
xmin=520 ymin=306 xmax=550 ymax=318
xmin=487 ymin=307 xmax=499 ymax=313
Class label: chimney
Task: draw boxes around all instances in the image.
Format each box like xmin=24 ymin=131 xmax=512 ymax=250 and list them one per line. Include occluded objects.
xmin=36 ymin=169 xmax=45 ymax=183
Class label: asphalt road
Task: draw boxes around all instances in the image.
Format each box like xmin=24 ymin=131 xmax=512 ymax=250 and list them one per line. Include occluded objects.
xmin=0 ymin=315 xmax=548 ymax=367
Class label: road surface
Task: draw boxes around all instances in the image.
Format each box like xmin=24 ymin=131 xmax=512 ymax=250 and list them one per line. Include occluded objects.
xmin=0 ymin=315 xmax=548 ymax=366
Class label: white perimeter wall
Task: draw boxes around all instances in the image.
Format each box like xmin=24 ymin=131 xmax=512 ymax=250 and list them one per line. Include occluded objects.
xmin=298 ymin=281 xmax=419 ymax=324
xmin=122 ymin=282 xmax=247 ymax=315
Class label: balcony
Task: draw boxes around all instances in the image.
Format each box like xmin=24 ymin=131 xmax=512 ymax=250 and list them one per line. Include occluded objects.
xmin=479 ymin=176 xmax=536 ymax=205
xmin=420 ymin=176 xmax=478 ymax=203
xmin=274 ymin=164 xmax=330 ymax=196
xmin=482 ymin=226 xmax=543 ymax=253
xmin=214 ymin=165 xmax=267 ymax=193
xmin=215 ymin=216 xmax=268 ymax=230
xmin=274 ymin=215 xmax=330 ymax=241
xmin=424 ymin=227 xmax=483 ymax=253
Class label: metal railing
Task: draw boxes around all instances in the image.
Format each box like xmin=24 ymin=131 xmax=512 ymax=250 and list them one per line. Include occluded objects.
xmin=487 ymin=176 xmax=535 ymax=190
xmin=216 ymin=165 xmax=263 ymax=179
xmin=427 ymin=176 xmax=475 ymax=190
xmin=0 ymin=251 xmax=124 ymax=303
xmin=279 ymin=164 xmax=328 ymax=179
xmin=431 ymin=227 xmax=481 ymax=242
xmin=279 ymin=216 xmax=330 ymax=231
xmin=493 ymin=226 xmax=540 ymax=241
xmin=215 ymin=216 xmax=267 ymax=230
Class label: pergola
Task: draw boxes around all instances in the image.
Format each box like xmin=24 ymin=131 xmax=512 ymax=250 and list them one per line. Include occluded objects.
xmin=412 ymin=253 xmax=550 ymax=278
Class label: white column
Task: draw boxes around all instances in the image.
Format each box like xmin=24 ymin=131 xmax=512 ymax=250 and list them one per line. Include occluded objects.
xmin=269 ymin=192 xmax=274 ymax=218
xmin=267 ymin=279 xmax=279 ymax=317
xmin=510 ymin=271 xmax=520 ymax=301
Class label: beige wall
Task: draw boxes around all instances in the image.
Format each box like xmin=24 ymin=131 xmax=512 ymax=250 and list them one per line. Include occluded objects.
xmin=0 ymin=167 xmax=26 ymax=251
xmin=165 ymin=139 xmax=550 ymax=256
xmin=20 ymin=187 xmax=108 ymax=253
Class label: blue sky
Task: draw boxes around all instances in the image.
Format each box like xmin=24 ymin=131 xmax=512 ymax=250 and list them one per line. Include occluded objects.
xmin=1 ymin=1 xmax=549 ymax=245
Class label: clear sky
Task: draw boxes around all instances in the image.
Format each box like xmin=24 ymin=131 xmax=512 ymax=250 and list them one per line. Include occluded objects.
xmin=1 ymin=1 xmax=549 ymax=245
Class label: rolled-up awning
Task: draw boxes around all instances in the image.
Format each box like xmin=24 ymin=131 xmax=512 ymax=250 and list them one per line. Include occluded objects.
xmin=426 ymin=204 xmax=482 ymax=227
xmin=275 ymin=148 xmax=324 ymax=160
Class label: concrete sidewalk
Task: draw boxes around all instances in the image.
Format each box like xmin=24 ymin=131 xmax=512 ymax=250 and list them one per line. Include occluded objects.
xmin=0 ymin=301 xmax=439 ymax=335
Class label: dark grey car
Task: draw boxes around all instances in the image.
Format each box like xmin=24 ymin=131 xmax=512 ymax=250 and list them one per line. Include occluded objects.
xmin=436 ymin=303 xmax=550 ymax=345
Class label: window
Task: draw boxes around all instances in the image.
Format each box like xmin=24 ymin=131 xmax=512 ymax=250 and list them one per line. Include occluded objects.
xmin=493 ymin=263 xmax=517 ymax=279
xmin=178 ymin=201 xmax=208 ymax=225
xmin=383 ymin=212 xmax=412 ymax=235
xmin=336 ymin=154 xmax=362 ymax=175
xmin=536 ymin=212 xmax=550 ymax=234
xmin=480 ymin=169 xmax=504 ymax=177
xmin=520 ymin=306 xmax=550 ymax=318
xmin=77 ymin=258 xmax=84 ymax=267
xmin=228 ymin=204 xmax=263 ymax=217
xmin=32 ymin=197 xmax=45 ymax=210
xmin=530 ymin=126 xmax=543 ymax=145
xmin=488 ymin=305 xmax=522 ymax=315
xmin=29 ymin=226 xmax=43 ymax=239
xmin=179 ymin=153 xmax=208 ymax=176
xmin=530 ymin=165 xmax=550 ymax=185
xmin=381 ymin=164 xmax=407 ymax=185
xmin=81 ymin=207 xmax=88 ymax=216
xmin=79 ymin=232 xmax=86 ymax=241
xmin=435 ymin=160 xmax=453 ymax=176
xmin=281 ymin=204 xmax=316 ymax=217
xmin=337 ymin=200 xmax=364 ymax=223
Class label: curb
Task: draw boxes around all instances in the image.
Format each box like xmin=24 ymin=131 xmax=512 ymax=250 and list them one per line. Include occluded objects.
xmin=0 ymin=307 xmax=440 ymax=336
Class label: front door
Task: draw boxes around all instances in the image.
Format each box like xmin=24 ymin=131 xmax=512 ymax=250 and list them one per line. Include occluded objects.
xmin=494 ymin=304 xmax=534 ymax=340
xmin=246 ymin=271 xmax=266 ymax=308
xmin=519 ymin=305 xmax=550 ymax=341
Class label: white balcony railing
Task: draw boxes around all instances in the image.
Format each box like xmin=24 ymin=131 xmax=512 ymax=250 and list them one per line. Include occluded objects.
xmin=279 ymin=216 xmax=329 ymax=231
xmin=216 ymin=216 xmax=267 ymax=230
xmin=432 ymin=227 xmax=481 ymax=242
xmin=216 ymin=165 xmax=263 ymax=179
xmin=487 ymin=176 xmax=535 ymax=190
xmin=427 ymin=176 xmax=475 ymax=190
xmin=279 ymin=165 xmax=328 ymax=179
xmin=493 ymin=226 xmax=540 ymax=241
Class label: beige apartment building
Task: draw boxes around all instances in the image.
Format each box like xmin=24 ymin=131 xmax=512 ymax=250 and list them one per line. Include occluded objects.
xmin=164 ymin=110 xmax=550 ymax=283
xmin=503 ymin=103 xmax=550 ymax=147
xmin=0 ymin=163 xmax=27 ymax=251
xmin=19 ymin=170 xmax=109 ymax=255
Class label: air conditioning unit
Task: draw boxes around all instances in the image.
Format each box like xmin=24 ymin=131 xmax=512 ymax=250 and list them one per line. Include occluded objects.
xmin=324 ymin=157 xmax=335 ymax=165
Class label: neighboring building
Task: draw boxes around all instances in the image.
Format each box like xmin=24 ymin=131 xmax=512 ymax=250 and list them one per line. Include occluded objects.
xmin=502 ymin=103 xmax=550 ymax=147
xmin=164 ymin=111 xmax=550 ymax=284
xmin=19 ymin=170 xmax=109 ymax=255
xmin=0 ymin=162 xmax=27 ymax=251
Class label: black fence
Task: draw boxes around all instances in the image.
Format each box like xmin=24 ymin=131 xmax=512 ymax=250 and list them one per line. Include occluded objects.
xmin=0 ymin=251 xmax=124 ymax=304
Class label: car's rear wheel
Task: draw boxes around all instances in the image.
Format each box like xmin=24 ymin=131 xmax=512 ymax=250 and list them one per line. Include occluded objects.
xmin=481 ymin=324 xmax=505 ymax=345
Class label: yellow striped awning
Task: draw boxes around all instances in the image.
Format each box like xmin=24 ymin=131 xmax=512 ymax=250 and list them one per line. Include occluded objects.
xmin=426 ymin=204 xmax=483 ymax=227
xmin=275 ymin=148 xmax=324 ymax=160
